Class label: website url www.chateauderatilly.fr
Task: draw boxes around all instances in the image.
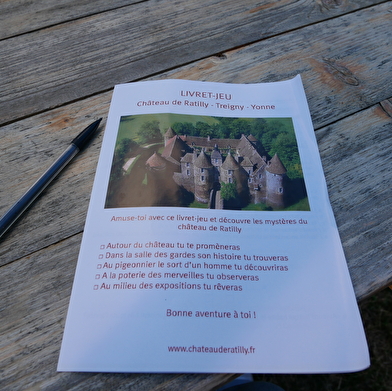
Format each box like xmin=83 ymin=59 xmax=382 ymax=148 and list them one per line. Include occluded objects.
xmin=168 ymin=345 xmax=256 ymax=355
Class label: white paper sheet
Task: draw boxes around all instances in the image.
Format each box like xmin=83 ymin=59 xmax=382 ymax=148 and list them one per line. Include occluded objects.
xmin=58 ymin=76 xmax=369 ymax=373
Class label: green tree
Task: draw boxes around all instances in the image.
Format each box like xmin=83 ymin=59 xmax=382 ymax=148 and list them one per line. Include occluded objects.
xmin=115 ymin=138 xmax=135 ymax=161
xmin=261 ymin=129 xmax=281 ymax=152
xmin=210 ymin=123 xmax=221 ymax=139
xmin=270 ymin=132 xmax=297 ymax=158
xmin=195 ymin=121 xmax=212 ymax=138
xmin=214 ymin=123 xmax=230 ymax=139
xmin=251 ymin=118 xmax=268 ymax=140
xmin=232 ymin=119 xmax=251 ymax=137
xmin=137 ymin=120 xmax=162 ymax=144
xmin=270 ymin=132 xmax=302 ymax=179
xmin=220 ymin=182 xmax=237 ymax=201
xmin=172 ymin=122 xmax=195 ymax=136
xmin=109 ymin=138 xmax=137 ymax=182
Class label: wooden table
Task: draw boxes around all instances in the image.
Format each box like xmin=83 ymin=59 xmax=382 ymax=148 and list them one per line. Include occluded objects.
xmin=1 ymin=1 xmax=391 ymax=389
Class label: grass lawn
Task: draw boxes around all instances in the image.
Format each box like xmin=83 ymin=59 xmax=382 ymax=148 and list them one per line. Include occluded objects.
xmin=117 ymin=113 xmax=219 ymax=143
xmin=189 ymin=200 xmax=209 ymax=209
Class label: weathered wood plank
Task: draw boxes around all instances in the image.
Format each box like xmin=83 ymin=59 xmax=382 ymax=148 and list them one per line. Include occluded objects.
xmin=0 ymin=234 xmax=237 ymax=390
xmin=316 ymin=103 xmax=392 ymax=300
xmin=0 ymin=0 xmax=385 ymax=125
xmin=0 ymin=94 xmax=111 ymax=266
xmin=159 ymin=2 xmax=392 ymax=129
xmin=0 ymin=0 xmax=140 ymax=40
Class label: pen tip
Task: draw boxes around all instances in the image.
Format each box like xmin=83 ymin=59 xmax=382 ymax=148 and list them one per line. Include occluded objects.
xmin=72 ymin=118 xmax=102 ymax=149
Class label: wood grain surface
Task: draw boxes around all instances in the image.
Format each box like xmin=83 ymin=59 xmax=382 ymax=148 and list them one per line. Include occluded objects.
xmin=0 ymin=0 xmax=386 ymax=125
xmin=0 ymin=0 xmax=140 ymax=40
xmin=1 ymin=1 xmax=391 ymax=390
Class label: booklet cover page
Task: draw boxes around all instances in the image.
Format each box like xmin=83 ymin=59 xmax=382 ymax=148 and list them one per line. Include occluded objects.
xmin=58 ymin=76 xmax=369 ymax=373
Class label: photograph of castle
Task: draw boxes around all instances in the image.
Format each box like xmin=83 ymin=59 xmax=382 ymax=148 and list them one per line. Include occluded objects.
xmin=105 ymin=114 xmax=310 ymax=211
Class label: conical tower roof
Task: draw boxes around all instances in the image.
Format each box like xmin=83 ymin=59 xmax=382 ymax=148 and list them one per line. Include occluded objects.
xmin=211 ymin=145 xmax=222 ymax=160
xmin=194 ymin=150 xmax=213 ymax=168
xmin=221 ymin=152 xmax=240 ymax=170
xmin=266 ymin=154 xmax=287 ymax=175
xmin=146 ymin=152 xmax=166 ymax=169
xmin=165 ymin=127 xmax=176 ymax=138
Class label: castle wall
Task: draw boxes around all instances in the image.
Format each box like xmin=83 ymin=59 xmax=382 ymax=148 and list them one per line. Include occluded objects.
xmin=173 ymin=172 xmax=194 ymax=193
xmin=194 ymin=166 xmax=213 ymax=203
xmin=266 ymin=171 xmax=285 ymax=208
xmin=249 ymin=168 xmax=267 ymax=204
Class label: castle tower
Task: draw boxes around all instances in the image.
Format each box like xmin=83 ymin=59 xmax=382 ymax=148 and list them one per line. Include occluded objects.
xmin=220 ymin=152 xmax=249 ymax=205
xmin=164 ymin=127 xmax=176 ymax=146
xmin=251 ymin=163 xmax=267 ymax=204
xmin=211 ymin=144 xmax=222 ymax=183
xmin=146 ymin=151 xmax=167 ymax=171
xmin=220 ymin=153 xmax=244 ymax=185
xmin=193 ymin=151 xmax=214 ymax=203
xmin=211 ymin=145 xmax=222 ymax=167
xmin=173 ymin=152 xmax=195 ymax=193
xmin=266 ymin=154 xmax=287 ymax=209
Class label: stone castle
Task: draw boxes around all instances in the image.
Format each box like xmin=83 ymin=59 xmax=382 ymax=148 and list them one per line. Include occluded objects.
xmin=145 ymin=127 xmax=287 ymax=209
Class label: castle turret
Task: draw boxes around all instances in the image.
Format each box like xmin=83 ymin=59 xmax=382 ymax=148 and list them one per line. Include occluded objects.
xmin=266 ymin=154 xmax=287 ymax=208
xmin=220 ymin=152 xmax=249 ymax=205
xmin=174 ymin=152 xmax=195 ymax=192
xmin=220 ymin=153 xmax=247 ymax=185
xmin=193 ymin=151 xmax=214 ymax=203
xmin=211 ymin=145 xmax=222 ymax=167
xmin=164 ymin=127 xmax=176 ymax=146
xmin=211 ymin=144 xmax=222 ymax=183
xmin=146 ymin=152 xmax=167 ymax=171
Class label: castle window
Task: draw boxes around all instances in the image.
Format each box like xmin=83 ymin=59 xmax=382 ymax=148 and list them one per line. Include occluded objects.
xmin=201 ymin=168 xmax=204 ymax=173
xmin=201 ymin=175 xmax=205 ymax=182
xmin=228 ymin=178 xmax=232 ymax=183
xmin=248 ymin=178 xmax=252 ymax=183
xmin=279 ymin=188 xmax=283 ymax=193
xmin=186 ymin=162 xmax=190 ymax=167
xmin=228 ymin=170 xmax=233 ymax=175
xmin=186 ymin=169 xmax=190 ymax=176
